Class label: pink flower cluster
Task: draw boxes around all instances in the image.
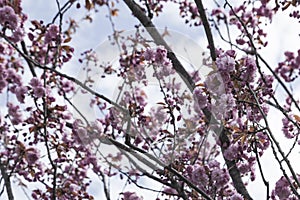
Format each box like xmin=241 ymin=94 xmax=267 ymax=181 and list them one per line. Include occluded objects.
xmin=44 ymin=24 xmax=60 ymax=44
xmin=29 ymin=77 xmax=45 ymax=98
xmin=0 ymin=65 xmax=8 ymax=92
xmin=193 ymin=87 xmax=207 ymax=111
xmin=223 ymin=140 xmax=257 ymax=180
xmin=0 ymin=5 xmax=25 ymax=42
xmin=119 ymin=50 xmax=146 ymax=82
xmin=27 ymin=21 xmax=73 ymax=66
xmin=185 ymin=160 xmax=232 ymax=197
xmin=143 ymin=47 xmax=175 ymax=78
xmin=122 ymin=191 xmax=142 ymax=200
xmin=276 ymin=50 xmax=300 ymax=82
xmin=179 ymin=0 xmax=201 ymax=26
xmin=25 ymin=148 xmax=40 ymax=165
xmin=15 ymin=85 xmax=28 ymax=103
xmin=210 ymin=1 xmax=273 ymax=48
xmin=72 ymin=119 xmax=104 ymax=145
xmin=272 ymin=176 xmax=300 ymax=199
xmin=0 ymin=6 xmax=18 ymax=30
xmin=137 ymin=0 xmax=167 ymax=17
xmin=7 ymin=103 xmax=22 ymax=125
xmin=229 ymin=4 xmax=270 ymax=47
xmin=143 ymin=47 xmax=171 ymax=67
xmin=281 ymin=115 xmax=299 ymax=139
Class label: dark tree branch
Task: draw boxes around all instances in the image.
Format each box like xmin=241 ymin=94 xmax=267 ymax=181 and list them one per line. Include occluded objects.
xmin=0 ymin=162 xmax=14 ymax=200
xmin=194 ymin=0 xmax=217 ymax=61
xmin=66 ymin=119 xmax=213 ymax=200
xmin=51 ymin=0 xmax=74 ymax=24
xmin=194 ymin=1 xmax=255 ymax=199
xmin=254 ymin=142 xmax=270 ymax=200
xmin=99 ymin=171 xmax=111 ymax=200
xmin=218 ymin=128 xmax=253 ymax=200
xmin=20 ymin=40 xmax=37 ymax=77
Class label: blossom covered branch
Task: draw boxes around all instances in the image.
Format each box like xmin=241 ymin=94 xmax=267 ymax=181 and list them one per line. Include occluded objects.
xmin=0 ymin=0 xmax=300 ymax=200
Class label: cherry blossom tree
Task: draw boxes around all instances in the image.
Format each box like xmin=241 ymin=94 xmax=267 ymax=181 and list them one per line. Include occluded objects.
xmin=0 ymin=0 xmax=300 ymax=199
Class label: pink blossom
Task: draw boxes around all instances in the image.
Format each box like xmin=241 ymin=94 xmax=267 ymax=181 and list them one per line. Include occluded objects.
xmin=9 ymin=27 xmax=24 ymax=43
xmin=240 ymin=57 xmax=257 ymax=82
xmin=211 ymin=168 xmax=230 ymax=188
xmin=33 ymin=86 xmax=45 ymax=98
xmin=77 ymin=127 xmax=87 ymax=137
xmin=223 ymin=144 xmax=239 ymax=161
xmin=25 ymin=148 xmax=40 ymax=165
xmin=155 ymin=47 xmax=168 ymax=65
xmin=155 ymin=62 xmax=174 ymax=78
xmin=193 ymin=88 xmax=207 ymax=109
xmin=0 ymin=6 xmax=18 ymax=30
xmin=276 ymin=49 xmax=300 ymax=82
xmin=90 ymin=120 xmax=103 ymax=133
xmin=163 ymin=187 xmax=178 ymax=195
xmin=282 ymin=117 xmax=295 ymax=139
xmin=190 ymin=165 xmax=209 ymax=185
xmin=0 ymin=43 xmax=4 ymax=54
xmin=44 ymin=24 xmax=59 ymax=44
xmin=15 ymin=86 xmax=28 ymax=103
xmin=7 ymin=103 xmax=22 ymax=125
xmin=236 ymin=38 xmax=246 ymax=45
xmin=151 ymin=107 xmax=167 ymax=122
xmin=122 ymin=192 xmax=142 ymax=200
xmin=273 ymin=176 xmax=291 ymax=199
xmin=7 ymin=68 xmax=22 ymax=85
xmin=216 ymin=54 xmax=235 ymax=72
xmin=230 ymin=193 xmax=243 ymax=200
xmin=29 ymin=77 xmax=42 ymax=87
xmin=255 ymin=4 xmax=273 ymax=20
xmin=143 ymin=48 xmax=155 ymax=61
xmin=205 ymin=72 xmax=225 ymax=95
xmin=256 ymin=132 xmax=270 ymax=150
xmin=61 ymin=80 xmax=75 ymax=93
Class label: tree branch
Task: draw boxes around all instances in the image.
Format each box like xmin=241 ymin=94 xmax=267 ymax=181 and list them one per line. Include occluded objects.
xmin=224 ymin=0 xmax=300 ymax=192
xmin=218 ymin=128 xmax=253 ymax=200
xmin=123 ymin=0 xmax=253 ymax=199
xmin=194 ymin=0 xmax=217 ymax=61
xmin=194 ymin=1 xmax=253 ymax=199
xmin=123 ymin=0 xmax=195 ymax=92
xmin=0 ymin=162 xmax=14 ymax=200
xmin=20 ymin=40 xmax=37 ymax=77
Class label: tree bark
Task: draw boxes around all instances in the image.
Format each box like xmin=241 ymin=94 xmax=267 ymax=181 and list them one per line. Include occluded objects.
xmin=0 ymin=162 xmax=14 ymax=200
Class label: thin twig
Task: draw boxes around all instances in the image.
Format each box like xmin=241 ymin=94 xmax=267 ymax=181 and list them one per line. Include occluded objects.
xmin=99 ymin=171 xmax=111 ymax=200
xmin=254 ymin=141 xmax=269 ymax=199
